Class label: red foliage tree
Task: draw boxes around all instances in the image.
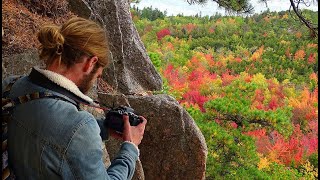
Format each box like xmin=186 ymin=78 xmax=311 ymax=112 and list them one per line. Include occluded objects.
xmin=156 ymin=28 xmax=171 ymax=41
xmin=268 ymin=96 xmax=279 ymax=110
xmin=307 ymin=53 xmax=316 ymax=64
xmin=163 ymin=64 xmax=187 ymax=91
xmin=182 ymin=90 xmax=208 ymax=112
xmin=245 ymin=124 xmax=318 ymax=166
xmin=221 ymin=70 xmax=237 ymax=86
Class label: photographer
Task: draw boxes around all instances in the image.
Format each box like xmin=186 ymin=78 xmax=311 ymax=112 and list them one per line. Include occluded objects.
xmin=3 ymin=17 xmax=147 ymax=179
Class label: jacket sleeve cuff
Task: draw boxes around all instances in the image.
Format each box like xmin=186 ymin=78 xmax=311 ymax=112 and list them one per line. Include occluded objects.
xmin=121 ymin=141 xmax=140 ymax=158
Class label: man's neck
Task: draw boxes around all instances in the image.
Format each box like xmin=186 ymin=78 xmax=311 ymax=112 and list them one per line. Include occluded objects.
xmin=29 ymin=67 xmax=93 ymax=103
xmin=47 ymin=63 xmax=83 ymax=88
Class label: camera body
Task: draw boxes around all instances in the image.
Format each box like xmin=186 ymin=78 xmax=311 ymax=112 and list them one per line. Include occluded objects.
xmin=104 ymin=106 xmax=142 ymax=133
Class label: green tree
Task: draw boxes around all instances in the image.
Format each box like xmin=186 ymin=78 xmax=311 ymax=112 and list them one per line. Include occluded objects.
xmin=188 ymin=0 xmax=318 ymax=37
xmin=187 ymin=0 xmax=254 ymax=14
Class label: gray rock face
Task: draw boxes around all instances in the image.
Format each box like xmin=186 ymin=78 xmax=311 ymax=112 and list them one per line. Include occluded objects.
xmin=67 ymin=0 xmax=92 ymax=18
xmin=2 ymin=50 xmax=43 ymax=80
xmin=99 ymin=93 xmax=208 ymax=180
xmin=105 ymin=137 xmax=145 ymax=180
xmin=83 ymin=0 xmax=163 ymax=95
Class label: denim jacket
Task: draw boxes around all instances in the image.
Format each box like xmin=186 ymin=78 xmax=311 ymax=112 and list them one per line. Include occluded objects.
xmin=3 ymin=67 xmax=139 ymax=180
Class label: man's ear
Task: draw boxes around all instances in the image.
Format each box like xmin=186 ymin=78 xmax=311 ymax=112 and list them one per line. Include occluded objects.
xmin=83 ymin=56 xmax=98 ymax=74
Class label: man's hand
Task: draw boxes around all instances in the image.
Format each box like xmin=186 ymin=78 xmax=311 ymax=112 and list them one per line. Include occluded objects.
xmin=110 ymin=115 xmax=147 ymax=146
xmin=123 ymin=115 xmax=147 ymax=146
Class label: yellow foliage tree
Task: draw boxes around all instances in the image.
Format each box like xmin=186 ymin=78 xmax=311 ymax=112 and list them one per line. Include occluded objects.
xmin=258 ymin=156 xmax=271 ymax=170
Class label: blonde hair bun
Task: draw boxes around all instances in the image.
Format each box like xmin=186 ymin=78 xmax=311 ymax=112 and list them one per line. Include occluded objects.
xmin=38 ymin=25 xmax=65 ymax=50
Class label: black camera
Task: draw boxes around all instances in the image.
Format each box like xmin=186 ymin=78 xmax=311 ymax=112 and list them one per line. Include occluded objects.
xmin=104 ymin=106 xmax=143 ymax=133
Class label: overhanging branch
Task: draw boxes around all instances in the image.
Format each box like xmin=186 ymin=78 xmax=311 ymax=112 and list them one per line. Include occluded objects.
xmin=211 ymin=113 xmax=272 ymax=128
xmin=289 ymin=0 xmax=318 ymax=37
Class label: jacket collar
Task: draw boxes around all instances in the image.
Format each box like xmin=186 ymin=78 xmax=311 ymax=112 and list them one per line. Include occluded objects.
xmin=29 ymin=67 xmax=93 ymax=103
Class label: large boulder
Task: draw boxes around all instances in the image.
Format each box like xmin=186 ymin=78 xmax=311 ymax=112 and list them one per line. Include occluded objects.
xmin=67 ymin=0 xmax=92 ymax=18
xmin=84 ymin=0 xmax=163 ymax=95
xmin=105 ymin=137 xmax=145 ymax=180
xmin=2 ymin=50 xmax=42 ymax=80
xmin=99 ymin=93 xmax=208 ymax=180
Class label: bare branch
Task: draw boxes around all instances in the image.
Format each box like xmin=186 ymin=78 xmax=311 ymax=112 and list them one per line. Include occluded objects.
xmin=211 ymin=113 xmax=272 ymax=128
xmin=259 ymin=0 xmax=269 ymax=8
xmin=186 ymin=0 xmax=318 ymax=37
xmin=289 ymin=0 xmax=318 ymax=37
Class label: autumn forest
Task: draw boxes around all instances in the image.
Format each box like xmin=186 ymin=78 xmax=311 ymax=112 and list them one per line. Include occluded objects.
xmin=131 ymin=6 xmax=318 ymax=179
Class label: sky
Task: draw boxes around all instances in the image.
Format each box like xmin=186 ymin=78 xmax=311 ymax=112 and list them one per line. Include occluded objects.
xmin=131 ymin=0 xmax=319 ymax=16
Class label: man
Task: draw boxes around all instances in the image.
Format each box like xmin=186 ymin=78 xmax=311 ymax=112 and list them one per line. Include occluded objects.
xmin=4 ymin=17 xmax=147 ymax=179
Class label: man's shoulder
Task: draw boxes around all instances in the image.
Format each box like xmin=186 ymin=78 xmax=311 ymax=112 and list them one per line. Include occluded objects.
xmin=2 ymin=75 xmax=26 ymax=94
xmin=36 ymin=98 xmax=96 ymax=123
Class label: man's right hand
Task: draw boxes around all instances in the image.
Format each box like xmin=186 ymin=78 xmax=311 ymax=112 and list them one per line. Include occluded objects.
xmin=109 ymin=115 xmax=147 ymax=146
xmin=119 ymin=115 xmax=147 ymax=146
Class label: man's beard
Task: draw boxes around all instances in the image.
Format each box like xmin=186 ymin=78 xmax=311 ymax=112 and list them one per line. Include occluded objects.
xmin=78 ymin=67 xmax=98 ymax=94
